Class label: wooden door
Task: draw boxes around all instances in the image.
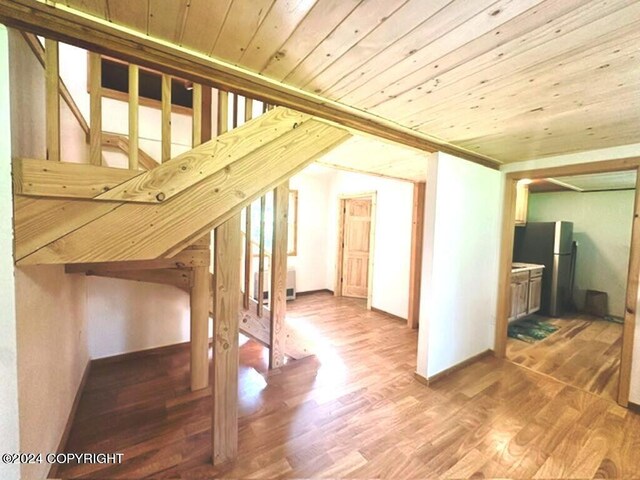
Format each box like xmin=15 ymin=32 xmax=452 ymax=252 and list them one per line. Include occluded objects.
xmin=341 ymin=198 xmax=372 ymax=298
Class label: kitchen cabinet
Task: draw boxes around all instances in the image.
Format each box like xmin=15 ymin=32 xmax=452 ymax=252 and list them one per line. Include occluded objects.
xmin=514 ymin=181 xmax=529 ymax=226
xmin=509 ymin=265 xmax=544 ymax=321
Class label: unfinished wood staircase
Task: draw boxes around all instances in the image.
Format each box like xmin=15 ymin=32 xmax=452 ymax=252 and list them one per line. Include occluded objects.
xmin=11 ymin=34 xmax=350 ymax=466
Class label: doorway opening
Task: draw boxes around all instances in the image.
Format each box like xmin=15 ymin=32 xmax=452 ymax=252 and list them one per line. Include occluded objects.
xmin=335 ymin=193 xmax=376 ymax=308
xmin=495 ymin=160 xmax=640 ymax=406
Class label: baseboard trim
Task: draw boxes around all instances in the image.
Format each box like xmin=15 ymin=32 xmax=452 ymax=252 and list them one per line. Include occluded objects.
xmin=413 ymin=371 xmax=429 ymax=386
xmin=629 ymin=402 xmax=640 ymax=414
xmin=295 ymin=289 xmax=334 ymax=297
xmin=49 ymin=360 xmax=91 ymax=479
xmin=371 ymin=306 xmax=407 ymax=322
xmin=426 ymin=349 xmax=493 ymax=386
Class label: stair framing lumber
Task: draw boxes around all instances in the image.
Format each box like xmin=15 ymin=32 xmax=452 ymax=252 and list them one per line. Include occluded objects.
xmin=64 ymin=249 xmax=210 ymax=274
xmin=0 ymin=0 xmax=498 ymax=169
xmin=87 ymin=268 xmax=193 ymax=289
xmin=97 ymin=107 xmax=309 ymax=204
xmin=17 ymin=119 xmax=350 ymax=265
xmin=212 ymin=215 xmax=242 ymax=465
xmin=269 ymin=181 xmax=289 ymax=369
xmin=13 ymin=158 xmax=139 ymax=199
xmin=128 ymin=64 xmax=139 ymax=170
xmin=45 ymin=38 xmax=60 ymax=162
xmin=101 ymin=133 xmax=159 ymax=171
xmin=89 ymin=52 xmax=102 ymax=166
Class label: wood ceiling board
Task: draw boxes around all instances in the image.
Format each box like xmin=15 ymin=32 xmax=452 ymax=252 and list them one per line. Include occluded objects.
xmin=65 ymin=0 xmax=106 ymax=17
xmin=375 ymin=0 xmax=638 ymax=126
xmin=339 ymin=0 xmax=547 ymax=107
xmin=148 ymin=0 xmax=188 ymax=44
xmin=260 ymin=0 xmax=361 ymax=81
xmin=211 ymin=0 xmax=274 ymax=63
xmin=304 ymin=0 xmax=451 ymax=96
xmin=316 ymin=135 xmax=428 ymax=182
xmin=410 ymin=28 xmax=640 ymax=133
xmin=283 ymin=0 xmax=408 ymax=88
xmin=239 ymin=0 xmax=319 ymax=71
xmin=106 ymin=0 xmax=148 ymax=33
xmin=179 ymin=0 xmax=233 ymax=54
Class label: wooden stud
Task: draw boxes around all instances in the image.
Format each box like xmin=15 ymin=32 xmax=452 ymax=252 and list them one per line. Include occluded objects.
xmin=618 ymin=166 xmax=640 ymax=406
xmin=408 ymin=182 xmax=425 ymax=329
xmin=243 ymin=97 xmax=254 ymax=309
xmin=128 ymin=64 xmax=139 ymax=170
xmin=88 ymin=268 xmax=192 ymax=289
xmin=257 ymin=195 xmax=266 ymax=317
xmin=89 ymin=52 xmax=102 ymax=166
xmin=161 ymin=74 xmax=172 ymax=163
xmin=270 ymin=181 xmax=289 ymax=369
xmin=45 ymin=38 xmax=60 ymax=162
xmin=192 ymin=83 xmax=202 ymax=148
xmin=244 ymin=98 xmax=253 ymax=124
xmin=212 ymin=214 xmax=242 ymax=465
xmin=201 ymin=85 xmax=213 ymax=144
xmin=217 ymin=90 xmax=229 ymax=135
xmin=102 ymin=132 xmax=160 ymax=171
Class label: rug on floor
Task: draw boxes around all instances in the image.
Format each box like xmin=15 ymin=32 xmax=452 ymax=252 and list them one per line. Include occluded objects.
xmin=508 ymin=317 xmax=559 ymax=343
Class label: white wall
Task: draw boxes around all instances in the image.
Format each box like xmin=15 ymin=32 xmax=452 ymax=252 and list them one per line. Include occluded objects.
xmin=0 ymin=24 xmax=20 ymax=480
xmin=417 ymin=152 xmax=501 ymax=378
xmin=528 ymin=190 xmax=634 ymax=317
xmin=289 ymin=164 xmax=335 ymax=293
xmin=86 ymin=277 xmax=192 ymax=359
xmin=327 ymin=169 xmax=414 ymax=319
xmin=9 ymin=29 xmax=91 ymax=480
xmin=503 ymin=149 xmax=640 ymax=405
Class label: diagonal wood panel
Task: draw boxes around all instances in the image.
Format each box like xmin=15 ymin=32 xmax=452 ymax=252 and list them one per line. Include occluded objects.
xmin=16 ymin=119 xmax=350 ymax=265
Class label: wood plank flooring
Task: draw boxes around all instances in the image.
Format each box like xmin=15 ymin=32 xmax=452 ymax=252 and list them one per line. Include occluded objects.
xmin=506 ymin=315 xmax=623 ymax=403
xmin=59 ymin=293 xmax=640 ymax=479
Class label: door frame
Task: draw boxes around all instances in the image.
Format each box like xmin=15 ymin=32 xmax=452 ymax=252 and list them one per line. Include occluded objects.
xmin=335 ymin=191 xmax=377 ymax=310
xmin=494 ymin=157 xmax=640 ymax=407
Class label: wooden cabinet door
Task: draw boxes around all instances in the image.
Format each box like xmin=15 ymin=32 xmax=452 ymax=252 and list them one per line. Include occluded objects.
xmin=515 ymin=281 xmax=529 ymax=318
xmin=341 ymin=198 xmax=372 ymax=298
xmin=528 ymin=276 xmax=542 ymax=314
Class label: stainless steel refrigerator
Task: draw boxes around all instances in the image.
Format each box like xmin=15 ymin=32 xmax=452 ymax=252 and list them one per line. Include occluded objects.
xmin=513 ymin=221 xmax=574 ymax=317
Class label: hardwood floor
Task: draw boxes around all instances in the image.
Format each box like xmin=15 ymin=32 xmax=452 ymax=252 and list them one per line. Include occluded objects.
xmin=506 ymin=315 xmax=623 ymax=403
xmin=59 ymin=293 xmax=640 ymax=479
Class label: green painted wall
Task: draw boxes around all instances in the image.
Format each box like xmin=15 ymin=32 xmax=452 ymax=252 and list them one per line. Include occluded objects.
xmin=528 ymin=190 xmax=634 ymax=317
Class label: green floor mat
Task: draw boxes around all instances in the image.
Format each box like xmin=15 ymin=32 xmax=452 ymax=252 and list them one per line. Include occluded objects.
xmin=508 ymin=317 xmax=559 ymax=344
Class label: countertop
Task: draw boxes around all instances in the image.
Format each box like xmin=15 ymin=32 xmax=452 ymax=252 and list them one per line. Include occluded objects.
xmin=512 ymin=262 xmax=545 ymax=273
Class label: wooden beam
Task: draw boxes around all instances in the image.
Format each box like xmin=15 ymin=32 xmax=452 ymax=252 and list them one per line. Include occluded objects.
xmin=217 ymin=90 xmax=229 ymax=135
xmin=269 ymin=181 xmax=289 ymax=369
xmin=257 ymin=195 xmax=266 ymax=317
xmin=618 ymin=166 xmax=640 ymax=406
xmin=0 ymin=0 xmax=499 ymax=169
xmin=190 ymin=235 xmax=210 ymax=392
xmin=128 ymin=64 xmax=139 ymax=170
xmin=102 ymin=132 xmax=160 ymax=171
xmin=243 ymin=97 xmax=254 ymax=310
xmin=44 ymin=38 xmax=60 ymax=162
xmin=89 ymin=52 xmax=102 ymax=165
xmin=64 ymin=249 xmax=210 ymax=274
xmin=212 ymin=214 xmax=241 ymax=465
xmin=96 ymin=107 xmax=309 ymax=203
xmin=13 ymin=158 xmax=139 ymax=199
xmin=21 ymin=32 xmax=89 ymax=140
xmin=88 ymin=268 xmax=193 ymax=289
xmin=201 ymin=86 xmax=212 ymax=144
xmin=408 ymin=182 xmax=425 ymax=329
xmin=161 ymin=73 xmax=171 ymax=163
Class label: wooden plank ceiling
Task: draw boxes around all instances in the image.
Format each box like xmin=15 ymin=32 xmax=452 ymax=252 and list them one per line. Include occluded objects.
xmin=60 ymin=0 xmax=640 ymax=164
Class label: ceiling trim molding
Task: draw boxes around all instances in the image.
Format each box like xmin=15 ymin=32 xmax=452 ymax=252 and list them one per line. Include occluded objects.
xmin=0 ymin=0 xmax=500 ymax=170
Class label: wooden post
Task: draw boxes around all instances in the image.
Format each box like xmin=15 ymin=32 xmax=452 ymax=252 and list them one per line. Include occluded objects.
xmin=217 ymin=90 xmax=228 ymax=135
xmin=408 ymin=182 xmax=425 ymax=329
xmin=270 ymin=181 xmax=289 ymax=369
xmin=243 ymin=98 xmax=254 ymax=309
xmin=45 ymin=38 xmax=60 ymax=162
xmin=212 ymin=215 xmax=241 ymax=464
xmin=89 ymin=52 xmax=102 ymax=166
xmin=257 ymin=195 xmax=266 ymax=316
xmin=161 ymin=74 xmax=171 ymax=163
xmin=189 ymin=83 xmax=209 ymax=392
xmin=128 ymin=64 xmax=139 ymax=170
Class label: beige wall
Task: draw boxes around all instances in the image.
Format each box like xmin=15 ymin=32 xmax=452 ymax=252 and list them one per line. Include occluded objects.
xmin=9 ymin=29 xmax=91 ymax=480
